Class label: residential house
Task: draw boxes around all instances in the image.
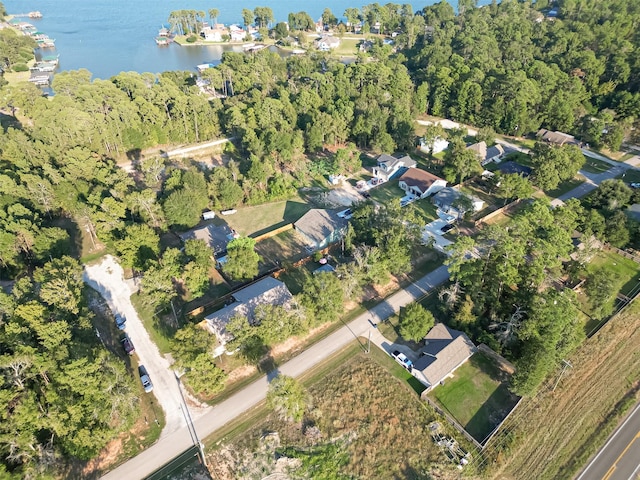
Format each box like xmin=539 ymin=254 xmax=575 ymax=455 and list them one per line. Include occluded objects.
xmin=229 ymin=24 xmax=247 ymax=42
xmin=294 ymin=209 xmax=348 ymax=250
xmin=536 ymin=129 xmax=578 ymax=146
xmin=316 ymin=34 xmax=340 ymax=51
xmin=412 ymin=323 xmax=477 ymax=392
xmin=372 ymin=154 xmax=417 ymax=182
xmin=179 ymin=224 xmax=239 ymax=258
xmin=204 ymin=277 xmax=294 ymax=350
xmin=359 ymin=40 xmax=374 ymax=52
xmin=201 ymin=24 xmax=227 ymax=42
xmin=398 ymin=168 xmax=447 ymax=199
xmin=467 ymin=141 xmax=506 ymax=166
xmin=432 ymin=187 xmax=484 ymax=217
xmin=496 ymin=161 xmax=532 ymax=177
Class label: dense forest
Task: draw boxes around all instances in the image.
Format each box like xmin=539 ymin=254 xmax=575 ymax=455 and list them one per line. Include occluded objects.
xmin=1 ymin=0 xmax=640 ymax=476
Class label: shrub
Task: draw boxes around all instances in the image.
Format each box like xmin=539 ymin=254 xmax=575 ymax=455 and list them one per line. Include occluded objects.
xmin=13 ymin=63 xmax=28 ymax=72
xmin=186 ymin=35 xmax=198 ymax=43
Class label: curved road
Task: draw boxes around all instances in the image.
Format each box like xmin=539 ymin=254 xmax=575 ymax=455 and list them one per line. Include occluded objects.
xmin=576 ymin=401 xmax=640 ymax=480
xmin=100 ymin=265 xmax=450 ymax=479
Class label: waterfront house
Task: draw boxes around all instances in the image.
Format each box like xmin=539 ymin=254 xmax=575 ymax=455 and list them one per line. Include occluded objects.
xmin=372 ymin=154 xmax=417 ymax=182
xmin=229 ymin=25 xmax=247 ymax=42
xmin=201 ymin=24 xmax=227 ymax=42
xmin=398 ymin=168 xmax=447 ymax=199
xmin=315 ymin=35 xmax=340 ymax=51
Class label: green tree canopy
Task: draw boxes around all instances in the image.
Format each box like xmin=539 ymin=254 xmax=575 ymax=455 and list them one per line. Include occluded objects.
xmin=399 ymin=303 xmax=435 ymax=342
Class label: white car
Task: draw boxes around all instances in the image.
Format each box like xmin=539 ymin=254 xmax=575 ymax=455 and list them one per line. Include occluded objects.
xmin=630 ymin=183 xmax=640 ymax=189
xmin=337 ymin=208 xmax=353 ymax=219
xmin=392 ymin=350 xmax=413 ymax=370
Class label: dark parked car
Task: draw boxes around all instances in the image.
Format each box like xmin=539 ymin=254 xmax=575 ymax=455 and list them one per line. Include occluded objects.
xmin=115 ymin=314 xmax=126 ymax=330
xmin=441 ymin=224 xmax=455 ymax=233
xmin=121 ymin=335 xmax=135 ymax=355
xmin=138 ymin=365 xmax=153 ymax=393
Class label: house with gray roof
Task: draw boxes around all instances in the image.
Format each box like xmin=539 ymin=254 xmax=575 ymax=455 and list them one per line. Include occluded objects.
xmin=294 ymin=209 xmax=347 ymax=250
xmin=412 ymin=323 xmax=476 ymax=391
xmin=467 ymin=141 xmax=506 ymax=166
xmin=179 ymin=224 xmax=239 ymax=258
xmin=204 ymin=276 xmax=294 ymax=349
xmin=432 ymin=187 xmax=484 ymax=217
xmin=372 ymin=154 xmax=417 ymax=182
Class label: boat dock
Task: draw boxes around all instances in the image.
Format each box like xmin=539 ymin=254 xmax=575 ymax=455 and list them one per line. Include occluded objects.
xmin=11 ymin=11 xmax=43 ymax=19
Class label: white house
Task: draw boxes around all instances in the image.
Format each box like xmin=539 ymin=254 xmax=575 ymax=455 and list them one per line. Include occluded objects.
xmin=201 ymin=24 xmax=227 ymax=42
xmin=372 ymin=154 xmax=417 ymax=182
xmin=229 ymin=25 xmax=247 ymax=42
xmin=398 ymin=168 xmax=447 ymax=198
xmin=315 ymin=34 xmax=340 ymax=51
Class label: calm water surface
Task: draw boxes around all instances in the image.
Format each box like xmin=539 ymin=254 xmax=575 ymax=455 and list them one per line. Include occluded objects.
xmin=4 ymin=0 xmax=478 ymax=79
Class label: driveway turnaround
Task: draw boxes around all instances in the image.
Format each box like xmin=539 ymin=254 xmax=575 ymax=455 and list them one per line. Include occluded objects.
xmin=100 ymin=265 xmax=450 ymax=479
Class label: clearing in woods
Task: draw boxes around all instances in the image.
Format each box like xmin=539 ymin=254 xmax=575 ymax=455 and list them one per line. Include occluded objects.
xmin=485 ymin=300 xmax=640 ymax=480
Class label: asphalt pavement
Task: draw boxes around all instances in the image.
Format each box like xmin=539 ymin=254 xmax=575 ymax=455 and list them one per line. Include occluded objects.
xmin=576 ymin=401 xmax=640 ymax=480
xmin=100 ymin=265 xmax=450 ymax=479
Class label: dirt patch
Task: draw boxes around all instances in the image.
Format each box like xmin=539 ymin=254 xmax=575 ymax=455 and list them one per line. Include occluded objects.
xmin=81 ymin=438 xmax=124 ymax=477
xmin=226 ymin=364 xmax=258 ymax=384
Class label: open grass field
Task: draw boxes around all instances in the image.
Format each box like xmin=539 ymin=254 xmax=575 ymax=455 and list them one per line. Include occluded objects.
xmin=221 ymin=198 xmax=310 ymax=237
xmin=484 ymin=300 xmax=640 ymax=480
xmin=206 ymin=344 xmax=469 ymax=480
xmin=589 ymin=249 xmax=640 ymax=297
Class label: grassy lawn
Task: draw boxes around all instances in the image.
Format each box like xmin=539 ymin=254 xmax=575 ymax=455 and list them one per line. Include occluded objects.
xmin=589 ymin=250 xmax=640 ymax=297
xmin=130 ymin=293 xmax=177 ymax=355
xmin=333 ymin=38 xmax=359 ymax=56
xmin=430 ymin=353 xmax=520 ymax=444
xmin=501 ymin=151 xmax=533 ymax=167
xmin=581 ymin=156 xmax=612 ymax=174
xmin=368 ymin=181 xmax=405 ymax=205
xmin=544 ymin=174 xmax=586 ymax=198
xmin=206 ymin=345 xmax=469 ymax=479
xmin=255 ymin=228 xmax=309 ymax=270
xmin=410 ymin=198 xmax=439 ymax=223
xmin=221 ymin=198 xmax=310 ymax=237
xmin=617 ymin=169 xmax=640 ymax=184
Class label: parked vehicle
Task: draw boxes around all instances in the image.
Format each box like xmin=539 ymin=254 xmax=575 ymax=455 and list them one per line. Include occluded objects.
xmin=392 ymin=350 xmax=413 ymax=370
xmin=630 ymin=183 xmax=640 ymax=189
xmin=337 ymin=208 xmax=353 ymax=219
xmin=121 ymin=335 xmax=135 ymax=355
xmin=115 ymin=314 xmax=126 ymax=330
xmin=138 ymin=366 xmax=153 ymax=393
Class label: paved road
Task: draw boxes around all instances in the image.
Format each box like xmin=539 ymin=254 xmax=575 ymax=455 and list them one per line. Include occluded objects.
xmin=84 ymin=256 xmax=209 ymax=438
xmin=576 ymin=401 xmax=640 ymax=480
xmin=100 ymin=265 xmax=450 ymax=479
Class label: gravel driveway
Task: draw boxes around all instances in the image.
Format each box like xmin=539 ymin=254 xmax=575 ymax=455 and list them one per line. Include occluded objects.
xmin=83 ymin=255 xmax=209 ymax=437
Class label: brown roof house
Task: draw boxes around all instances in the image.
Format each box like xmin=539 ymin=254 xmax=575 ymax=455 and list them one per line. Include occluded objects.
xmin=412 ymin=323 xmax=476 ymax=392
xmin=372 ymin=154 xmax=417 ymax=182
xmin=204 ymin=277 xmax=294 ymax=354
xmin=536 ymin=129 xmax=578 ymax=146
xmin=398 ymin=168 xmax=447 ymax=198
xmin=294 ymin=209 xmax=348 ymax=250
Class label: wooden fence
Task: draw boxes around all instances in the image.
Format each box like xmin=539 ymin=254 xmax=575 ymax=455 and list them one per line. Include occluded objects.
xmin=603 ymin=243 xmax=640 ymax=265
xmin=251 ymin=223 xmax=293 ymax=242
xmin=474 ymin=199 xmax=522 ymax=227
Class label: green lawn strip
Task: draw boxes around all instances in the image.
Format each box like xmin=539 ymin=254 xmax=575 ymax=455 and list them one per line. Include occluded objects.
xmin=332 ymin=38 xmax=359 ymax=56
xmin=581 ymin=157 xmax=612 ymax=174
xmin=617 ymin=169 xmax=640 ymax=184
xmin=430 ymin=353 xmax=518 ymax=443
xmin=222 ymin=198 xmax=310 ymax=237
xmin=130 ymin=293 xmax=175 ymax=354
xmin=544 ymin=175 xmax=586 ymax=198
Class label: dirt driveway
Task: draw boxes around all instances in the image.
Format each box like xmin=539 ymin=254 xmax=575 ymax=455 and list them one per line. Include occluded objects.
xmin=83 ymin=256 xmax=210 ymax=437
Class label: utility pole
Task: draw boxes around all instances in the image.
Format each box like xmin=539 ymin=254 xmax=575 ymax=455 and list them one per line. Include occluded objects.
xmin=553 ymin=359 xmax=573 ymax=392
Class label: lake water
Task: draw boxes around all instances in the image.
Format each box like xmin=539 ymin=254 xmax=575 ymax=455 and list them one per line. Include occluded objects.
xmin=3 ymin=0 xmax=480 ymax=79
